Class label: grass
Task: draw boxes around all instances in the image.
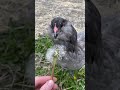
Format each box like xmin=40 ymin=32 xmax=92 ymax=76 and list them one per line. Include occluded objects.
xmin=35 ymin=35 xmax=85 ymax=90
xmin=0 ymin=18 xmax=34 ymax=89
xmin=0 ymin=19 xmax=34 ymax=64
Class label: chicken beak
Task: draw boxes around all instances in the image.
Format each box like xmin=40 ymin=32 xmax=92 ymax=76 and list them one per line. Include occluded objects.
xmin=54 ymin=32 xmax=57 ymax=38
xmin=54 ymin=23 xmax=58 ymax=38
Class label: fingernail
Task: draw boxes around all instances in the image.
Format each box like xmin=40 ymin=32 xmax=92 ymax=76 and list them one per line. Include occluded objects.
xmin=48 ymin=80 xmax=54 ymax=88
xmin=48 ymin=80 xmax=54 ymax=87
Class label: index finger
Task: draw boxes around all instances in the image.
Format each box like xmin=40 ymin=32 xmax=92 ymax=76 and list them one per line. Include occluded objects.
xmin=35 ymin=76 xmax=57 ymax=87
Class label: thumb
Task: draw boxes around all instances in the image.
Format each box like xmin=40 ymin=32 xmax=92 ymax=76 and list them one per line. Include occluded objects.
xmin=40 ymin=80 xmax=54 ymax=90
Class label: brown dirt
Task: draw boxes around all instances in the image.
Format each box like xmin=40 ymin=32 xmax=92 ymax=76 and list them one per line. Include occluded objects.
xmin=35 ymin=0 xmax=85 ymax=39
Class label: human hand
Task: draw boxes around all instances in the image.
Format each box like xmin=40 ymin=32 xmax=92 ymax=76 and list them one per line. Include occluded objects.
xmin=35 ymin=76 xmax=58 ymax=90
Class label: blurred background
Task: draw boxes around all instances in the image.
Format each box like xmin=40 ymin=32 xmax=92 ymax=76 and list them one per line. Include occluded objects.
xmin=0 ymin=0 xmax=34 ymax=89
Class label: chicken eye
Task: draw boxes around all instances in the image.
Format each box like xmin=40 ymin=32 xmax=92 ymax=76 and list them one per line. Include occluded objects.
xmin=60 ymin=23 xmax=63 ymax=27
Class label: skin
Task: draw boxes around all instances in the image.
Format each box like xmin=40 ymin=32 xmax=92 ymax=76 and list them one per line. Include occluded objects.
xmin=35 ymin=76 xmax=58 ymax=90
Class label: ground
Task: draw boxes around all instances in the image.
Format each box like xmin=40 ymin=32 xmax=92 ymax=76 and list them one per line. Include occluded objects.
xmin=35 ymin=0 xmax=85 ymax=39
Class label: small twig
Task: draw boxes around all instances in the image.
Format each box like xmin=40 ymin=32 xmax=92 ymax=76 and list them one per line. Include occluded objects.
xmin=13 ymin=83 xmax=34 ymax=88
xmin=51 ymin=49 xmax=59 ymax=80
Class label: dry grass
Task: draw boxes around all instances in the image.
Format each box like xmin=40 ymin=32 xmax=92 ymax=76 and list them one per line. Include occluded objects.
xmin=35 ymin=0 xmax=85 ymax=39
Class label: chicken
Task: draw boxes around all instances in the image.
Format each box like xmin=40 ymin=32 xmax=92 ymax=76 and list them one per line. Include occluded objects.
xmin=86 ymin=0 xmax=120 ymax=89
xmin=46 ymin=17 xmax=85 ymax=70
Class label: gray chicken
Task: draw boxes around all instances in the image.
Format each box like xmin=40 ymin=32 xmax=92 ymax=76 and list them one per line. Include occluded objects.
xmin=46 ymin=17 xmax=85 ymax=70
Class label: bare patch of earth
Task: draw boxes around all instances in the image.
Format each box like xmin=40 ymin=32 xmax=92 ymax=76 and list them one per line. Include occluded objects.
xmin=35 ymin=0 xmax=85 ymax=39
